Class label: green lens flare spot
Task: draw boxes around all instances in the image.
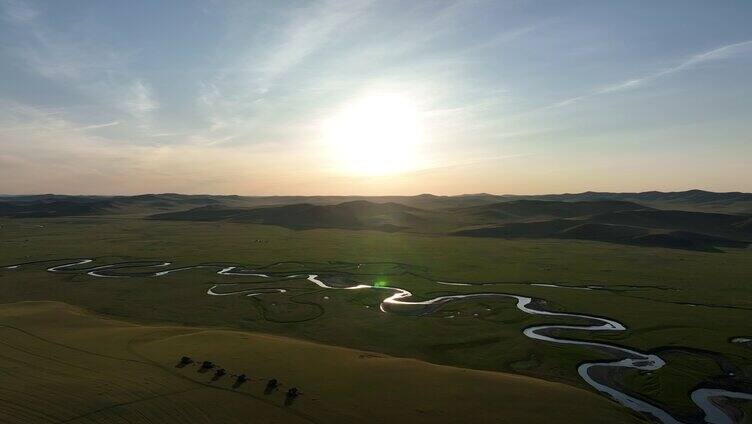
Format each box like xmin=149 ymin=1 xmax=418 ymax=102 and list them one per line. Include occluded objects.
xmin=373 ymin=281 xmax=387 ymax=288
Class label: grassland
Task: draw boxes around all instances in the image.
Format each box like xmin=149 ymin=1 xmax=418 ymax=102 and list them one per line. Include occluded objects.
xmin=1 ymin=215 xmax=751 ymax=422
xmin=0 ymin=301 xmax=638 ymax=423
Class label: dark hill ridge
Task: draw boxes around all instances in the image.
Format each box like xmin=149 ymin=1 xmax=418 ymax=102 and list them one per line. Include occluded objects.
xmin=3 ymin=191 xmax=752 ymax=251
xmin=587 ymin=210 xmax=752 ymax=238
xmin=115 ymin=193 xmax=224 ymax=206
xmin=0 ymin=194 xmax=227 ymax=217
xmin=0 ymin=199 xmax=115 ymax=218
xmin=496 ymin=190 xmax=752 ymax=214
xmin=454 ymin=221 xmax=749 ymax=252
xmin=150 ymin=198 xmax=751 ymax=250
xmin=453 ymin=206 xmax=752 ymax=251
xmin=457 ymin=200 xmax=650 ymax=221
xmin=497 ymin=189 xmax=752 ymax=203
xmin=734 ymin=217 xmax=752 ymax=231
xmin=2 ymin=189 xmax=751 ymax=213
xmin=149 ymin=201 xmax=426 ymax=231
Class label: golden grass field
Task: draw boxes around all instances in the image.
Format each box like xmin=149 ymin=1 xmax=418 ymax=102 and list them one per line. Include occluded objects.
xmin=0 ymin=301 xmax=641 ymax=423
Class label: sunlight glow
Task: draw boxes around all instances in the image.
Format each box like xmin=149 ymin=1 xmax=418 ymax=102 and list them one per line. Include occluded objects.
xmin=323 ymin=93 xmax=422 ymax=176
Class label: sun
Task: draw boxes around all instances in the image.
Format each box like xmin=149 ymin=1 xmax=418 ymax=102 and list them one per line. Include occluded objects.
xmin=322 ymin=93 xmax=422 ymax=176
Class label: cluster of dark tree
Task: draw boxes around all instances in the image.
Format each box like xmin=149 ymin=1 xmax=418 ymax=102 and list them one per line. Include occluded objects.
xmin=177 ymin=356 xmax=300 ymax=401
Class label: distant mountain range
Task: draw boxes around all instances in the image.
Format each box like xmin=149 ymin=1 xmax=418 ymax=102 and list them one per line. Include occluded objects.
xmin=1 ymin=190 xmax=751 ymax=251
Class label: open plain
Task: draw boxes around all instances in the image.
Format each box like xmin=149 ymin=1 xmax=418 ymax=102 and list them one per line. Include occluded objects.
xmin=1 ymin=192 xmax=751 ymax=423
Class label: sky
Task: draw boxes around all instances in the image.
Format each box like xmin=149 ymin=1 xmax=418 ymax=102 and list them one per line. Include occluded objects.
xmin=1 ymin=0 xmax=751 ymax=196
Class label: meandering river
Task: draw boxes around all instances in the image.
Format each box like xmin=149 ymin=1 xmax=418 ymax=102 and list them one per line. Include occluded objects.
xmin=3 ymin=258 xmax=751 ymax=424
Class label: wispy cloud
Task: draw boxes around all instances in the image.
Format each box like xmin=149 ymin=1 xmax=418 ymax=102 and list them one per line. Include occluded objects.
xmin=0 ymin=101 xmax=120 ymax=135
xmin=195 ymin=0 xmax=376 ymax=140
xmin=3 ymin=2 xmax=123 ymax=81
xmin=2 ymin=1 xmax=158 ymax=132
xmin=194 ymin=0 xmax=482 ymax=150
xmin=2 ymin=1 xmax=750 ymax=194
xmin=72 ymin=121 xmax=120 ymax=131
xmin=553 ymin=40 xmax=752 ymax=108
xmin=1 ymin=0 xmax=37 ymax=24
xmin=254 ymin=0 xmax=374 ymax=88
xmin=124 ymin=80 xmax=157 ymax=117
xmin=406 ymin=153 xmax=534 ymax=176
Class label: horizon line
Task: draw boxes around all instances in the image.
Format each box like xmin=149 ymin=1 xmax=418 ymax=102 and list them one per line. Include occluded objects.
xmin=1 ymin=188 xmax=751 ymax=198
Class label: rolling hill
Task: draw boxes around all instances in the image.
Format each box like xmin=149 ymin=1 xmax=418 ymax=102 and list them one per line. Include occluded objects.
xmin=587 ymin=209 xmax=752 ymax=238
xmin=495 ymin=189 xmax=752 ymax=214
xmin=454 ymin=206 xmax=752 ymax=251
xmin=0 ymin=198 xmax=115 ymax=218
xmin=2 ymin=189 xmax=751 ymax=215
xmin=456 ymin=200 xmax=650 ymax=221
xmin=149 ymin=200 xmax=429 ymax=231
xmin=3 ymin=191 xmax=751 ymax=250
xmin=0 ymin=193 xmax=226 ymax=217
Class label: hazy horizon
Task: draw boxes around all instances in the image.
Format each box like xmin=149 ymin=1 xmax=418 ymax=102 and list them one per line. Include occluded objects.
xmin=3 ymin=187 xmax=751 ymax=198
xmin=2 ymin=1 xmax=751 ymax=195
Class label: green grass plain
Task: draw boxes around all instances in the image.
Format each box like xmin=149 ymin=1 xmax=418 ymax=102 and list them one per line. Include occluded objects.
xmin=1 ymin=216 xmax=751 ymax=422
xmin=0 ymin=301 xmax=640 ymax=423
